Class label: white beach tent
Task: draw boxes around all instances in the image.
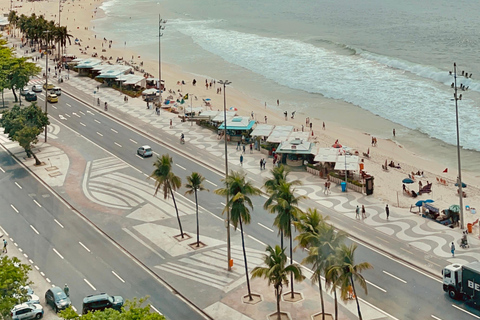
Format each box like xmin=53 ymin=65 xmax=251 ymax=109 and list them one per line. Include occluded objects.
xmin=250 ymin=124 xmax=274 ymax=137
xmin=334 ymin=155 xmax=360 ymax=171
xmin=267 ymin=125 xmax=294 ymax=143
xmin=314 ymin=147 xmax=340 ymax=162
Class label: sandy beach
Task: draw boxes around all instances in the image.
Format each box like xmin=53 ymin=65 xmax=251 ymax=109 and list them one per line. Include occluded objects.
xmin=2 ymin=0 xmax=480 ymax=231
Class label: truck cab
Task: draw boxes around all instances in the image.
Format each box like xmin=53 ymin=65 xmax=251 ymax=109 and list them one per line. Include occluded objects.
xmin=443 ymin=263 xmax=462 ymax=299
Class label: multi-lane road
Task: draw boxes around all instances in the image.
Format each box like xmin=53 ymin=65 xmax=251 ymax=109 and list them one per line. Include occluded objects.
xmin=1 ymin=86 xmax=479 ymax=320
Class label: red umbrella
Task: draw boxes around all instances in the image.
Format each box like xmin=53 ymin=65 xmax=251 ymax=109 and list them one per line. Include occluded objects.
xmin=332 ymin=143 xmax=342 ymax=148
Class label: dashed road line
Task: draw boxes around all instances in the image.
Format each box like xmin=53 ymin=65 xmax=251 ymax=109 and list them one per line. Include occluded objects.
xmin=366 ymin=280 xmax=386 ymax=292
xmin=97 ymin=132 xmax=103 ymax=137
xmin=15 ymin=182 xmax=22 ymax=189
xmin=54 ymin=219 xmax=64 ymax=228
xmin=258 ymin=223 xmax=274 ymax=232
xmin=94 ymin=119 xmax=101 ymax=124
xmin=33 ymin=199 xmax=42 ymax=207
xmin=150 ymin=305 xmax=163 ymax=315
xmin=11 ymin=204 xmax=19 ymax=213
xmin=53 ymin=248 xmax=64 ymax=259
xmin=129 ymin=139 xmax=137 ymax=144
xmin=79 ymin=242 xmax=91 ymax=252
xmin=65 ymin=114 xmax=71 ymax=118
xmin=66 ymin=103 xmax=71 ymax=107
xmin=30 ymin=225 xmax=39 ymax=235
xmin=51 ymin=105 xmax=57 ymax=109
xmin=176 ymin=164 xmax=186 ymax=170
xmin=451 ymin=304 xmax=480 ymax=319
xmin=0 ymin=167 xmax=4 ymax=173
xmin=80 ymin=122 xmax=86 ymax=127
xmin=114 ymin=142 xmax=122 ymax=147
xmin=84 ymin=279 xmax=96 ymax=291
xmin=248 ymin=235 xmax=267 ymax=246
xmin=112 ymin=271 xmax=125 ymax=283
xmin=206 ymin=180 xmax=217 ymax=187
xmin=79 ymin=111 xmax=85 ymax=115
xmin=383 ymin=270 xmax=407 ymax=283
xmin=111 ymin=128 xmax=118 ymax=133
xmin=431 ymin=315 xmax=442 ymax=320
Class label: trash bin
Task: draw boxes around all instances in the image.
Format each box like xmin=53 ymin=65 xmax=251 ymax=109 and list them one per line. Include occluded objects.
xmin=467 ymin=223 xmax=473 ymax=233
xmin=341 ymin=181 xmax=347 ymax=192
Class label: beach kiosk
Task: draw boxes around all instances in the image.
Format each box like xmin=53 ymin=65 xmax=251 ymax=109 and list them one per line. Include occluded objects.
xmin=218 ymin=116 xmax=256 ymax=142
xmin=275 ymin=139 xmax=314 ymax=167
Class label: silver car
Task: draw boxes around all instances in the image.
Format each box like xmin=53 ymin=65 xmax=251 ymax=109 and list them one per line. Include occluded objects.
xmin=10 ymin=303 xmax=43 ymax=320
xmin=137 ymin=145 xmax=153 ymax=157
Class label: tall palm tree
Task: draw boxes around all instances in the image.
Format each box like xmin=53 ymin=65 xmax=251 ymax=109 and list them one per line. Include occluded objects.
xmin=294 ymin=208 xmax=329 ymax=249
xmin=265 ymin=181 xmax=305 ymax=298
xmin=251 ymin=245 xmax=305 ymax=320
xmin=324 ymin=261 xmax=341 ymax=320
xmin=150 ymin=154 xmax=184 ymax=238
xmin=215 ymin=171 xmax=261 ymax=300
xmin=185 ymin=172 xmax=208 ymax=247
xmin=263 ymin=165 xmax=301 ymax=248
xmin=328 ymin=244 xmax=373 ymax=320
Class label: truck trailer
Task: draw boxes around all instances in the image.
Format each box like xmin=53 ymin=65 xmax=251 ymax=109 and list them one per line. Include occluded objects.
xmin=443 ymin=261 xmax=480 ymax=307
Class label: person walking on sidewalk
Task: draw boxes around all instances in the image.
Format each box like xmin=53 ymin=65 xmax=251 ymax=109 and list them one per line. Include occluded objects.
xmin=361 ymin=205 xmax=366 ymax=219
xmin=240 ymin=155 xmax=243 ymax=166
xmin=259 ymin=159 xmax=263 ymax=170
xmin=451 ymin=242 xmax=456 ymax=257
xmin=2 ymin=239 xmax=7 ymax=253
xmin=355 ymin=205 xmax=360 ymax=219
xmin=236 ymin=141 xmax=240 ymax=151
xmin=64 ymin=284 xmax=70 ymax=297
xmin=242 ymin=144 xmax=246 ymax=154
xmin=385 ymin=204 xmax=390 ymax=220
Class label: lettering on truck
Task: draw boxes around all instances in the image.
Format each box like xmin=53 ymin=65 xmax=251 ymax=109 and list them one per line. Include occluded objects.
xmin=467 ymin=280 xmax=480 ymax=292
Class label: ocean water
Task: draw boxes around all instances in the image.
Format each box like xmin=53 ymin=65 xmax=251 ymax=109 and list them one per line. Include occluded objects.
xmin=93 ymin=0 xmax=480 ymax=173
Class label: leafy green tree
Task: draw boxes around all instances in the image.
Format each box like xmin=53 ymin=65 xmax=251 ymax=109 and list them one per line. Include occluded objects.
xmin=185 ymin=172 xmax=208 ymax=247
xmin=0 ymin=104 xmax=49 ymax=165
xmin=0 ymin=256 xmax=32 ymax=319
xmin=215 ymin=171 xmax=261 ymax=300
xmin=251 ymin=245 xmax=304 ymax=320
xmin=7 ymin=56 xmax=41 ymax=102
xmin=327 ymin=244 xmax=373 ymax=320
xmin=150 ymin=154 xmax=184 ymax=238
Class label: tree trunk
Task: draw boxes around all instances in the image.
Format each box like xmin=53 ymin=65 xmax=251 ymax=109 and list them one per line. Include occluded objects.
xmin=280 ymin=230 xmax=283 ymax=249
xmin=289 ymin=216 xmax=294 ymax=299
xmin=276 ymin=286 xmax=281 ymax=320
xmin=31 ymin=150 xmax=41 ymax=166
xmin=334 ymin=288 xmax=338 ymax=320
xmin=350 ymin=275 xmax=362 ymax=320
xmin=2 ymin=89 xmax=5 ymax=108
xmin=11 ymin=87 xmax=18 ymax=102
xmin=170 ymin=187 xmax=184 ymax=238
xmin=318 ymin=272 xmax=325 ymax=320
xmin=195 ymin=189 xmax=199 ymax=246
xmin=240 ymin=218 xmax=252 ymax=300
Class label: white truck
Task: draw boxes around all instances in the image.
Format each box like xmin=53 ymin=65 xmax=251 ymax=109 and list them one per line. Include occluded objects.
xmin=443 ymin=262 xmax=480 ymax=307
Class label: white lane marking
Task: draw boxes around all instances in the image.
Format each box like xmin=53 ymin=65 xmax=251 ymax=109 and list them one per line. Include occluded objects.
xmin=66 ymin=103 xmax=71 ymax=107
xmin=258 ymin=223 xmax=274 ymax=232
xmin=51 ymin=105 xmax=57 ymax=109
xmin=30 ymin=225 xmax=39 ymax=235
xmin=79 ymin=111 xmax=85 ymax=115
xmin=52 ymin=248 xmax=64 ymax=260
xmin=80 ymin=122 xmax=86 ymax=127
xmin=248 ymin=235 xmax=267 ymax=246
xmin=143 ymin=173 xmax=149 ymax=177
xmin=33 ymin=199 xmax=42 ymax=207
xmin=206 ymin=180 xmax=217 ymax=187
xmin=97 ymin=132 xmax=103 ymax=137
xmin=111 ymin=128 xmax=118 ymax=133
xmin=72 ymin=306 xmax=77 ymax=312
xmin=73 ymin=112 xmax=80 ymax=118
xmin=15 ymin=182 xmax=22 ymax=189
xmin=153 ymin=151 xmax=159 ymax=156
xmin=23 ymin=253 xmax=28 ymax=258
xmin=87 ymin=110 xmax=95 ymax=115
xmin=65 ymin=114 xmax=71 ymax=118
xmin=79 ymin=242 xmax=91 ymax=253
xmin=29 ymin=259 xmax=33 ymax=264
xmin=431 ymin=316 xmax=442 ymax=320
xmin=220 ymin=202 xmax=226 ymax=206
xmin=365 ymin=280 xmax=386 ymax=293
xmin=11 ymin=204 xmax=19 ymax=213
xmin=176 ymin=164 xmax=186 ymax=170
xmin=383 ymin=270 xmax=407 ymax=283
xmin=40 ymin=271 xmax=45 ymax=276
xmin=84 ymin=279 xmax=96 ymax=291
xmin=129 ymin=139 xmax=137 ymax=144
xmin=0 ymin=167 xmax=4 ymax=173
xmin=150 ymin=305 xmax=163 ymax=315
xmin=46 ymin=278 xmax=51 ymax=283
xmin=136 ymin=154 xmax=145 ymax=160
xmin=114 ymin=142 xmax=122 ymax=147
xmin=94 ymin=119 xmax=101 ymax=124
xmin=112 ymin=271 xmax=125 ymax=283
xmin=34 ymin=265 xmax=39 ymax=270
xmin=59 ymin=115 xmax=66 ymax=120
xmin=54 ymin=219 xmax=64 ymax=228
xmin=452 ymin=304 xmax=480 ymax=319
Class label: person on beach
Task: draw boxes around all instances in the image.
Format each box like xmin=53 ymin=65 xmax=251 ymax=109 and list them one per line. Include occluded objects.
xmin=323 ymin=122 xmax=325 ymax=130
xmin=265 ymin=116 xmax=267 ymax=123
xmin=277 ymin=99 xmax=279 ymax=106
xmin=356 ymin=205 xmax=360 ymax=219
xmin=393 ymin=128 xmax=396 ymax=137
xmin=301 ymin=125 xmax=304 ymax=132
xmin=284 ymin=111 xmax=288 ymax=120
xmin=251 ymin=111 xmax=254 ymax=119
xmin=362 ymin=205 xmax=366 ymax=219
xmin=385 ymin=204 xmax=390 ymax=220
xmin=310 ymin=122 xmax=313 ymax=130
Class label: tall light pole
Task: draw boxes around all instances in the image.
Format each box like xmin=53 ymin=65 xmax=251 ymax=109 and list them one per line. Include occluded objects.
xmin=452 ymin=62 xmax=465 ymax=229
xmin=157 ymin=15 xmax=166 ymax=115
xmin=44 ymin=30 xmax=51 ymax=143
xmin=218 ymin=79 xmax=232 ymax=271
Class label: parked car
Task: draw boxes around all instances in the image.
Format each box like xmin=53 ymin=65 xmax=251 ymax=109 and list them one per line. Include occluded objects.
xmin=43 ymin=83 xmax=55 ymax=90
xmin=47 ymin=93 xmax=58 ymax=103
xmin=25 ymin=92 xmax=37 ymax=102
xmin=31 ymin=85 xmax=42 ymax=93
xmin=137 ymin=145 xmax=153 ymax=157
xmin=10 ymin=303 xmax=43 ymax=320
xmin=45 ymin=286 xmax=71 ymax=313
xmin=49 ymin=87 xmax=61 ymax=96
xmin=82 ymin=293 xmax=124 ymax=315
xmin=20 ymin=87 xmax=30 ymax=96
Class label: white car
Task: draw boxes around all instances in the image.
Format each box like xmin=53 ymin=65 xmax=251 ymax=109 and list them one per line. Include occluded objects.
xmin=20 ymin=87 xmax=30 ymax=96
xmin=10 ymin=303 xmax=43 ymax=320
xmin=137 ymin=145 xmax=153 ymax=157
xmin=31 ymin=85 xmax=42 ymax=93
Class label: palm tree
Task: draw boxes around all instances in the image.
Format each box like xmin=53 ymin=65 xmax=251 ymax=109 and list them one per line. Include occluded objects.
xmin=328 ymin=244 xmax=373 ymax=320
xmin=150 ymin=154 xmax=184 ymax=238
xmin=265 ymin=180 xmax=305 ymax=298
xmin=324 ymin=261 xmax=341 ymax=320
xmin=215 ymin=171 xmax=261 ymax=300
xmin=294 ymin=208 xmax=329 ymax=249
xmin=251 ymin=245 xmax=305 ymax=320
xmin=185 ymin=172 xmax=208 ymax=247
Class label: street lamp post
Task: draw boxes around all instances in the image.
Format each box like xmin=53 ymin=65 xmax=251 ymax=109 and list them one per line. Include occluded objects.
xmin=218 ymin=79 xmax=232 ymax=271
xmin=452 ymin=62 xmax=466 ymax=229
xmin=158 ymin=15 xmax=166 ymax=115
xmin=44 ymin=30 xmax=51 ymax=143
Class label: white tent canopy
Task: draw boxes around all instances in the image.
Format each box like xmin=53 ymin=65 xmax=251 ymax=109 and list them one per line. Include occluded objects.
xmin=267 ymin=125 xmax=294 ymax=143
xmin=212 ymin=111 xmax=236 ymax=122
xmin=251 ymin=124 xmax=274 ymax=137
xmin=314 ymin=147 xmax=341 ymax=162
xmin=334 ymin=155 xmax=360 ymax=171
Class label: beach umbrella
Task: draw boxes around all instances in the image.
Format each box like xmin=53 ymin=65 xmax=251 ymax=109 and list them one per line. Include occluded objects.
xmin=205 ymin=98 xmax=211 ymax=101
xmin=229 ymin=107 xmax=238 ymax=111
xmin=455 ymin=182 xmax=467 ymax=188
xmin=425 ymin=199 xmax=434 ymax=203
xmin=332 ymin=143 xmax=342 ymax=148
xmin=415 ymin=200 xmax=425 ymax=207
xmin=449 ymin=204 xmax=461 ymax=213
xmin=402 ymin=178 xmax=414 ymax=184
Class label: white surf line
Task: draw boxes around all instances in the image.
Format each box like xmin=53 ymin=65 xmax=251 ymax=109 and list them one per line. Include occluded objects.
xmin=111 ymin=128 xmax=118 ymax=133
xmin=54 ymin=219 xmax=64 ymax=228
xmin=80 ymin=122 xmax=86 ymax=127
xmin=175 ymin=164 xmax=186 ymax=170
xmin=52 ymin=248 xmax=64 ymax=260
xmin=383 ymin=270 xmax=407 ymax=283
xmin=33 ymin=199 xmax=42 ymax=207
xmin=452 ymin=304 xmax=480 ymax=319
xmin=15 ymin=182 xmax=22 ymax=189
xmin=431 ymin=315 xmax=442 ymax=320
xmin=129 ymin=138 xmax=137 ymax=144
xmin=96 ymin=132 xmax=103 ymax=136
xmin=365 ymin=280 xmax=386 ymax=292
xmin=84 ymin=278 xmax=96 ymax=291
xmin=149 ymin=305 xmax=163 ymax=315
xmin=94 ymin=119 xmax=101 ymax=124
xmin=66 ymin=103 xmax=71 ymax=107
xmin=111 ymin=271 xmax=125 ymax=283
xmin=258 ymin=223 xmax=274 ymax=232
xmin=30 ymin=225 xmax=39 ymax=235
xmin=114 ymin=142 xmax=122 ymax=147
xmin=0 ymin=167 xmax=4 ymax=173
xmin=79 ymin=242 xmax=91 ymax=253
xmin=205 ymin=179 xmax=217 ymax=187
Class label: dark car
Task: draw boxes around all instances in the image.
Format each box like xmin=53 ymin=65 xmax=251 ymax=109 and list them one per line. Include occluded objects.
xmin=82 ymin=293 xmax=124 ymax=315
xmin=45 ymin=286 xmax=71 ymax=313
xmin=25 ymin=91 xmax=37 ymax=102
